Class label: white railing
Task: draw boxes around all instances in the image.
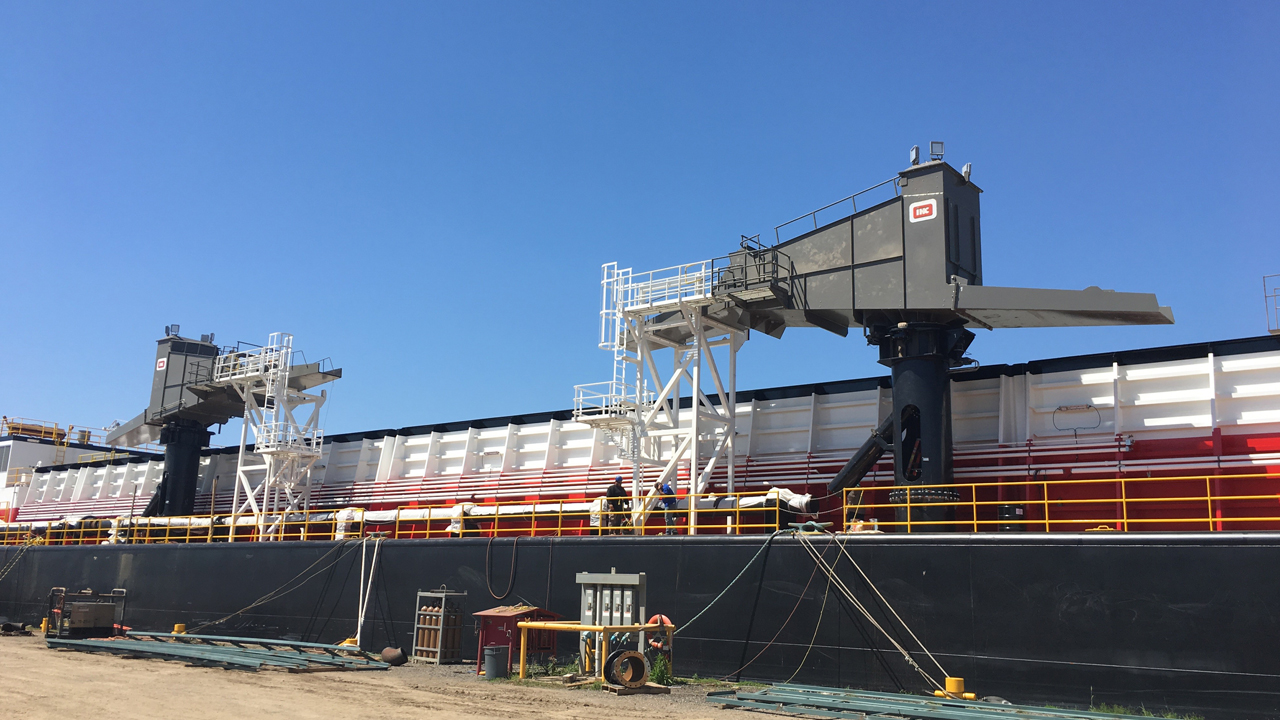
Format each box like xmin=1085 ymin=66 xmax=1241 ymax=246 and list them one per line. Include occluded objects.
xmin=255 ymin=422 xmax=323 ymax=457
xmin=1266 ymin=274 xmax=1280 ymax=335
xmin=572 ymin=381 xmax=653 ymax=425
xmin=212 ymin=343 xmax=289 ymax=383
xmin=610 ymin=260 xmax=717 ymax=313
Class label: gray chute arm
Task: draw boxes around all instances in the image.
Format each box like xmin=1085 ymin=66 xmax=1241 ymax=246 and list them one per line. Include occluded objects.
xmin=827 ymin=414 xmax=895 ymax=493
xmin=955 ymin=285 xmax=1174 ymax=328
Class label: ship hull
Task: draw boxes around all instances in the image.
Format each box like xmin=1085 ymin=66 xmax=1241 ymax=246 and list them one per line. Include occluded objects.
xmin=1 ymin=533 xmax=1277 ymax=719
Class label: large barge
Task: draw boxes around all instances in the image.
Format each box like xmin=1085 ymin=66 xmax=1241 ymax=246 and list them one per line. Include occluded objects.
xmin=3 ymin=149 xmax=1279 ymax=719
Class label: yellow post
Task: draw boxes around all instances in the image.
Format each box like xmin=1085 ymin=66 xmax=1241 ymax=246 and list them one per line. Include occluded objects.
xmin=1042 ymin=480 xmax=1050 ymax=532
xmin=173 ymin=623 xmax=186 ymax=634
xmin=906 ymin=486 xmax=912 ymax=533
xmin=1121 ymin=477 xmax=1129 ymax=531
xmin=1205 ymin=476 xmax=1214 ymax=531
xmin=519 ymin=626 xmax=528 ymax=679
xmin=667 ymin=625 xmax=674 ymax=675
xmin=970 ymin=481 xmax=978 ymax=532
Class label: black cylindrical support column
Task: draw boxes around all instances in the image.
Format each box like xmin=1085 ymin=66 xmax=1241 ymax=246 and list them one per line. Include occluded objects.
xmin=157 ymin=420 xmax=211 ymax=516
xmin=874 ymin=323 xmax=973 ymax=532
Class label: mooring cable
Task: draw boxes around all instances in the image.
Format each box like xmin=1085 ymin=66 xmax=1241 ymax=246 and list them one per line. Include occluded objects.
xmin=718 ymin=533 xmax=834 ymax=681
xmin=674 ymin=529 xmax=784 ymax=637
xmin=830 ymin=534 xmax=949 ymax=680
xmin=795 ymin=533 xmax=945 ymax=691
xmin=783 ymin=562 xmax=834 ymax=684
xmin=190 ymin=538 xmax=358 ymax=634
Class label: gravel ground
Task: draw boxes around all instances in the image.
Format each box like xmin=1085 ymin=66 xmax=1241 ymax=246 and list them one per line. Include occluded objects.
xmin=0 ymin=635 xmax=748 ymax=720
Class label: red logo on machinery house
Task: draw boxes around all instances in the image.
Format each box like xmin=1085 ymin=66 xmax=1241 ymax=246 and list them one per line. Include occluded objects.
xmin=156 ymin=358 xmax=167 ymax=371
xmin=908 ymin=199 xmax=937 ymax=223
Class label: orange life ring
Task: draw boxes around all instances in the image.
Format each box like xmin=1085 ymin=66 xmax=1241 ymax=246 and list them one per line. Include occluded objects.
xmin=647 ymin=614 xmax=673 ymax=650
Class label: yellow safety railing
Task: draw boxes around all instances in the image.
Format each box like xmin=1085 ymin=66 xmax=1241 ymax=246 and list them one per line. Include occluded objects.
xmin=2 ymin=415 xmax=164 ymax=458
xmin=0 ymin=489 xmax=797 ymax=546
xmin=1 ymin=416 xmax=100 ymax=445
xmin=391 ymin=489 xmax=789 ymax=539
xmin=0 ymin=507 xmax=369 ymax=546
xmin=12 ymin=473 xmax=1276 ymax=546
xmin=842 ymin=472 xmax=1280 ymax=532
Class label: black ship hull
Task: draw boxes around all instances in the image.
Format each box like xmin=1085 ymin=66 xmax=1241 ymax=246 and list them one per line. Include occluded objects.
xmin=2 ymin=533 xmax=1277 ymax=719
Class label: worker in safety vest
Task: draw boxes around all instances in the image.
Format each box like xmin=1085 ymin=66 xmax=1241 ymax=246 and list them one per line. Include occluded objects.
xmin=588 ymin=496 xmax=606 ymax=535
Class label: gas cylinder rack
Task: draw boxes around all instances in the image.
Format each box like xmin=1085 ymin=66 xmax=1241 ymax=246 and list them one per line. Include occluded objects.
xmin=412 ymin=587 xmax=467 ymax=664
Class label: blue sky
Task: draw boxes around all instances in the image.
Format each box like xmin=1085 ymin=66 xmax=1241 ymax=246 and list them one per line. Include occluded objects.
xmin=1 ymin=1 xmax=1278 ymax=441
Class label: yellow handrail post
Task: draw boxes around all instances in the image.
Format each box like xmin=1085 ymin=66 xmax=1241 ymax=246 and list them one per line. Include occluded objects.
xmin=519 ymin=626 xmax=528 ymax=679
xmin=906 ymin=487 xmax=912 ymax=534
xmin=1205 ymin=477 xmax=1214 ymax=532
xmin=1121 ymin=477 xmax=1129 ymax=532
xmin=970 ymin=481 xmax=978 ymax=532
xmin=556 ymin=500 xmax=563 ymax=538
xmin=1041 ymin=480 xmax=1050 ymax=532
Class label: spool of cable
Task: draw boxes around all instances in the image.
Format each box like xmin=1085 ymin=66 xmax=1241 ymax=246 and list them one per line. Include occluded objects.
xmin=604 ymin=650 xmax=649 ymax=688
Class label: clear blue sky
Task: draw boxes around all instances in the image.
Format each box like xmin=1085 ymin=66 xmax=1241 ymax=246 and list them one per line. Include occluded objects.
xmin=2 ymin=1 xmax=1278 ymax=441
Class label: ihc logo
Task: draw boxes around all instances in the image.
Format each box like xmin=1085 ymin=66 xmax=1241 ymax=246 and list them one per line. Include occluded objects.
xmin=908 ymin=199 xmax=937 ymax=223
xmin=156 ymin=358 xmax=167 ymax=372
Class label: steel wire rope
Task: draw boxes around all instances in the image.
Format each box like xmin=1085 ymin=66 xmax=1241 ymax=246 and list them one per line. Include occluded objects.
xmin=673 ymin=529 xmax=784 ymax=637
xmin=0 ymin=537 xmax=39 ymax=584
xmin=189 ymin=539 xmax=358 ymax=634
xmin=716 ymin=533 xmax=834 ymax=681
xmin=782 ymin=566 xmax=834 ymax=684
xmin=796 ymin=533 xmax=935 ymax=688
xmin=485 ymin=535 xmax=519 ymax=600
xmin=829 ymin=532 xmax=949 ymax=680
xmin=303 ymin=542 xmax=360 ymax=642
xmin=795 ymin=533 xmax=944 ymax=691
xmin=374 ymin=544 xmax=399 ymax=649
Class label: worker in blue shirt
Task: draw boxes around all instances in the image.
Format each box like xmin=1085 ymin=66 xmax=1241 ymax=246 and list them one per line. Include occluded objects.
xmin=655 ymin=480 xmax=678 ymax=535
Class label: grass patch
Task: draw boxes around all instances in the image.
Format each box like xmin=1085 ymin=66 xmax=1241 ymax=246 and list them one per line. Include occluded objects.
xmin=671 ymin=674 xmax=767 ymax=688
xmin=1091 ymin=702 xmax=1204 ymax=720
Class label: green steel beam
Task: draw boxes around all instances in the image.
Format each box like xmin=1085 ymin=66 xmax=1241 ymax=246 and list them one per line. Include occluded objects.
xmin=710 ymin=684 xmax=1156 ymax=720
xmin=48 ymin=638 xmax=265 ymax=669
xmin=773 ymin=684 xmax=1159 ymax=720
xmin=50 ymin=637 xmax=387 ymax=671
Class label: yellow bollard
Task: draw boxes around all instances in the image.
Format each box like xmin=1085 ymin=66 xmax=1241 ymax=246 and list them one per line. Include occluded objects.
xmin=40 ymin=617 xmax=48 ymax=635
xmin=933 ymin=678 xmax=977 ymax=701
xmin=173 ymin=623 xmax=186 ymax=634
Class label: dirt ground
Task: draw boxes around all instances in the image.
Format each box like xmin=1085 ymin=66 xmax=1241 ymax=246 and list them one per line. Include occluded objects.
xmin=0 ymin=635 xmax=742 ymax=720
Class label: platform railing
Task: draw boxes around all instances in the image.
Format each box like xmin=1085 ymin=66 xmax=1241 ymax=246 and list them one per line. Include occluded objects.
xmin=841 ymin=472 xmax=1280 ymax=533
xmin=7 ymin=473 xmax=1280 ymax=546
xmin=1 ymin=415 xmax=163 ymax=461
xmin=0 ymin=490 xmax=793 ymax=545
xmin=572 ymin=380 xmax=653 ymax=425
xmin=390 ymin=490 xmax=787 ymax=539
xmin=773 ymin=175 xmax=900 ymax=244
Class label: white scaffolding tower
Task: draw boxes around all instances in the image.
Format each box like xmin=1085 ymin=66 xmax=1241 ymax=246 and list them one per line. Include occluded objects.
xmin=574 ymin=260 xmax=750 ymax=534
xmin=211 ymin=332 xmax=327 ymax=540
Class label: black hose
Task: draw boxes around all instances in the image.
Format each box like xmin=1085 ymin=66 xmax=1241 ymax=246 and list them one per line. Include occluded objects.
xmin=485 ymin=536 xmax=518 ymax=600
xmin=544 ymin=538 xmax=554 ymax=609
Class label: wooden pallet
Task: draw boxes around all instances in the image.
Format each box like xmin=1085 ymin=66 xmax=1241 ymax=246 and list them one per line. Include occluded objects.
xmin=603 ymin=682 xmax=670 ymax=696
